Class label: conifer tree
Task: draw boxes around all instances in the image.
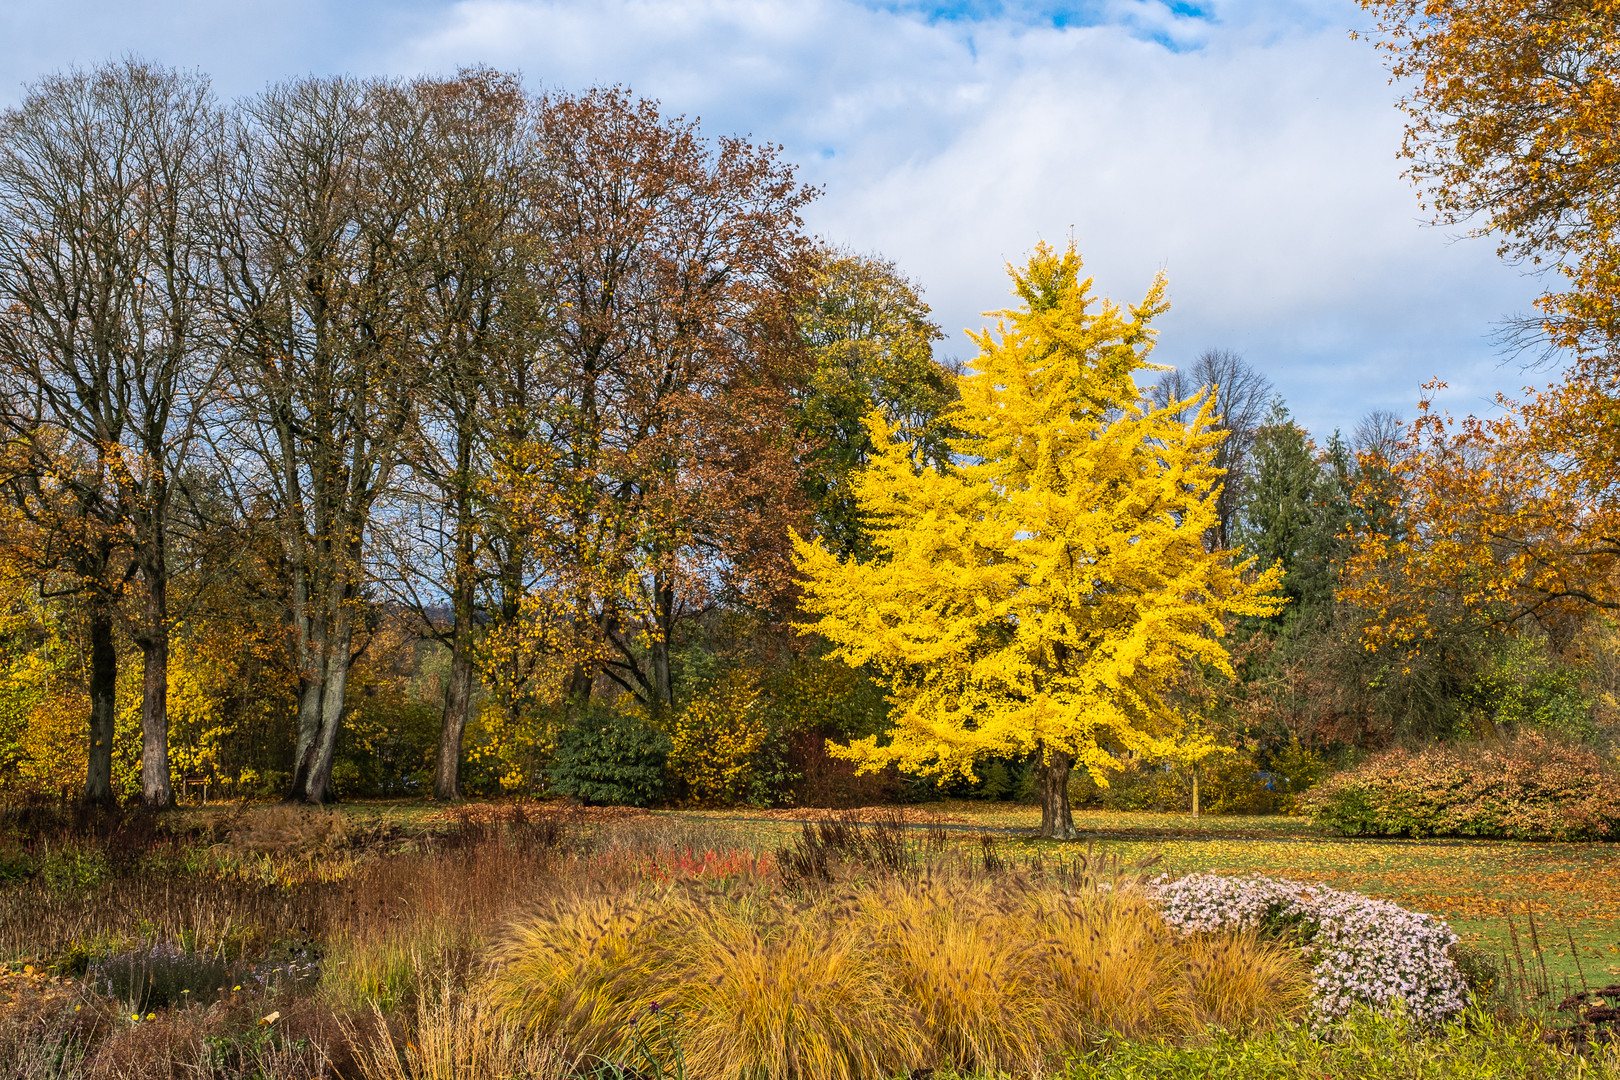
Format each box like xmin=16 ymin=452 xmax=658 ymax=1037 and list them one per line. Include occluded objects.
xmin=794 ymin=242 xmax=1282 ymax=838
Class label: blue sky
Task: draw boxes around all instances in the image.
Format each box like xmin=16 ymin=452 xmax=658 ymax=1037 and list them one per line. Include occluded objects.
xmin=0 ymin=0 xmax=1549 ymax=437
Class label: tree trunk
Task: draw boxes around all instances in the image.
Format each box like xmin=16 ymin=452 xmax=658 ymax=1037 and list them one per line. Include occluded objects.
xmin=434 ymin=638 xmax=474 ymax=801
xmin=1191 ymin=764 xmax=1201 ymax=819
xmin=434 ymin=495 xmax=477 ymax=801
xmin=82 ymin=599 xmax=117 ymax=808
xmin=137 ymin=564 xmax=172 ymax=808
xmin=287 ymin=546 xmax=324 ymax=803
xmin=1036 ymin=744 xmax=1077 ymax=840
xmin=290 ymin=603 xmax=353 ymax=805
xmin=652 ymin=575 xmax=674 ymax=709
xmin=306 ymin=651 xmax=352 ymax=803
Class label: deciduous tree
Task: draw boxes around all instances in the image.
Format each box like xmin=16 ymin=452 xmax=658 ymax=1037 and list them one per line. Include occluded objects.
xmin=210 ymin=77 xmax=429 ymax=803
xmin=1351 ymin=1 xmax=1620 ymax=664
xmin=1358 ymin=0 xmax=1620 ymax=355
xmin=794 ymin=243 xmax=1283 ymax=838
xmin=0 ymin=61 xmax=221 ymax=807
xmin=511 ymin=88 xmax=813 ymax=713
xmin=1339 ymin=381 xmax=1620 ymax=646
xmin=0 ymin=432 xmax=127 ymax=802
xmin=795 ymin=248 xmax=956 ymax=559
xmin=1151 ymin=349 xmax=1271 ymax=552
xmin=373 ymin=71 xmax=536 ymax=801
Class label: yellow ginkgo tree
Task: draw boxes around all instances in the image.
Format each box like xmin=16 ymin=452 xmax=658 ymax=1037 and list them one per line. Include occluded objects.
xmin=793 ymin=242 xmax=1283 ymax=838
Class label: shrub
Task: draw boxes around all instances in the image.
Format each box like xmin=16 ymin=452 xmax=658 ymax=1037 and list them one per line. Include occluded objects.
xmin=546 ymin=704 xmax=670 ymax=807
xmin=667 ymin=670 xmax=771 ymax=806
xmin=1466 ymin=634 xmax=1598 ymax=745
xmin=38 ymin=844 xmax=110 ymax=892
xmin=1301 ymin=730 xmax=1620 ymax=840
xmin=1147 ymin=873 xmax=1468 ymax=1025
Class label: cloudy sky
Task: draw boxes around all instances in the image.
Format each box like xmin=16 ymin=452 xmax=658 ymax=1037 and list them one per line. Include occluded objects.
xmin=0 ymin=0 xmax=1549 ymax=436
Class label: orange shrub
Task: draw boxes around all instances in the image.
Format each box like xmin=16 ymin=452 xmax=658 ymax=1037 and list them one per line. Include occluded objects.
xmin=1302 ymin=731 xmax=1620 ymax=840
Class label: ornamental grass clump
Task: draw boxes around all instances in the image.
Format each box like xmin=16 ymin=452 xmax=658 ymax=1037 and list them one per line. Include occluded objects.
xmin=1148 ymin=873 xmax=1468 ymax=1025
xmin=489 ymin=886 xmax=926 ymax=1078
xmin=490 ymin=870 xmax=1312 ymax=1079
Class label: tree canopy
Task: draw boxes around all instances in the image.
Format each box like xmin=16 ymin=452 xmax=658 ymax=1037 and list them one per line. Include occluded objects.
xmin=793 ymin=242 xmax=1283 ymax=837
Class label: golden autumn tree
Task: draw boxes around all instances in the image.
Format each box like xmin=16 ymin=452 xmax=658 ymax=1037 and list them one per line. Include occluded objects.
xmin=793 ymin=243 xmax=1283 ymax=839
xmin=1358 ymin=0 xmax=1620 ymax=354
xmin=1348 ymin=1 xmax=1620 ymax=631
xmin=1339 ymin=379 xmax=1620 ymax=651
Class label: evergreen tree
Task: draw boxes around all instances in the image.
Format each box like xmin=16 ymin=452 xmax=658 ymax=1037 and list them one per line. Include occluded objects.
xmin=1235 ymin=402 xmax=1353 ymax=627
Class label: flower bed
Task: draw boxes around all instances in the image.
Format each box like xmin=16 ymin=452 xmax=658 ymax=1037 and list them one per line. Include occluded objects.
xmin=1147 ymin=873 xmax=1468 ymax=1025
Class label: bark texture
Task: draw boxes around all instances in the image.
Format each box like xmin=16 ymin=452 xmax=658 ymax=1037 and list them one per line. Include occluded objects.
xmin=83 ymin=601 xmax=118 ymax=807
xmin=1036 ymin=745 xmax=1078 ymax=840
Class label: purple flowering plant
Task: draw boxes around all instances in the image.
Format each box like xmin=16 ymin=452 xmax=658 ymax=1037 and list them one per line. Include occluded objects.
xmin=1146 ymin=873 xmax=1468 ymax=1026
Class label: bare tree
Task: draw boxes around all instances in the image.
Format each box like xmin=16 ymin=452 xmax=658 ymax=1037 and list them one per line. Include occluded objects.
xmin=209 ymin=77 xmax=430 ymax=804
xmin=0 ymin=61 xmax=222 ymax=807
xmin=1152 ymin=348 xmax=1272 ymax=550
xmin=372 ymin=71 xmax=538 ymax=801
xmin=1353 ymin=408 xmax=1406 ymax=461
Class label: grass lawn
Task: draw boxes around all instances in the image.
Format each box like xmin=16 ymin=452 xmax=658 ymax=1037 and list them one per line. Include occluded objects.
xmin=280 ymin=797 xmax=1620 ymax=990
xmin=609 ymin=801 xmax=1620 ymax=990
xmin=958 ymin=803 xmax=1620 ymax=990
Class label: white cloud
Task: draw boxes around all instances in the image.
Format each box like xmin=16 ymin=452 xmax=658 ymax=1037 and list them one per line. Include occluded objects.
xmin=383 ymin=0 xmax=1544 ymax=433
xmin=0 ymin=0 xmax=1547 ymax=434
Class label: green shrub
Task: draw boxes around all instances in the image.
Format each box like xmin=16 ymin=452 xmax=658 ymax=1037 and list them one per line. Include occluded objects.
xmin=546 ymin=704 xmax=670 ymax=807
xmin=1466 ymin=635 xmax=1598 ymax=745
xmin=38 ymin=844 xmax=109 ymax=892
xmin=1302 ymin=731 xmax=1620 ymax=840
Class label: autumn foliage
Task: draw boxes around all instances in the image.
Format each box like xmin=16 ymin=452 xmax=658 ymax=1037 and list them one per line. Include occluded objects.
xmin=795 ymin=243 xmax=1283 ymax=836
xmin=1303 ymin=730 xmax=1620 ymax=840
xmin=1358 ymin=0 xmax=1620 ymax=354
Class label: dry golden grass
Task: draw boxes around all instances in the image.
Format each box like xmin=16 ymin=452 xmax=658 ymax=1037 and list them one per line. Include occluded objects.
xmin=344 ymin=972 xmax=576 ymax=1080
xmin=490 ymin=868 xmax=1314 ymax=1079
xmin=1177 ymin=929 xmax=1313 ymax=1034
xmin=643 ymin=898 xmax=926 ymax=1080
xmin=481 ymin=889 xmax=663 ymax=1053
xmin=1037 ymin=885 xmax=1188 ymax=1041
xmin=855 ymin=874 xmax=1060 ymax=1073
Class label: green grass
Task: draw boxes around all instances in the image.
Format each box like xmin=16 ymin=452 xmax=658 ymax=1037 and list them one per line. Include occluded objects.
xmin=1056 ymin=1009 xmax=1620 ymax=1079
